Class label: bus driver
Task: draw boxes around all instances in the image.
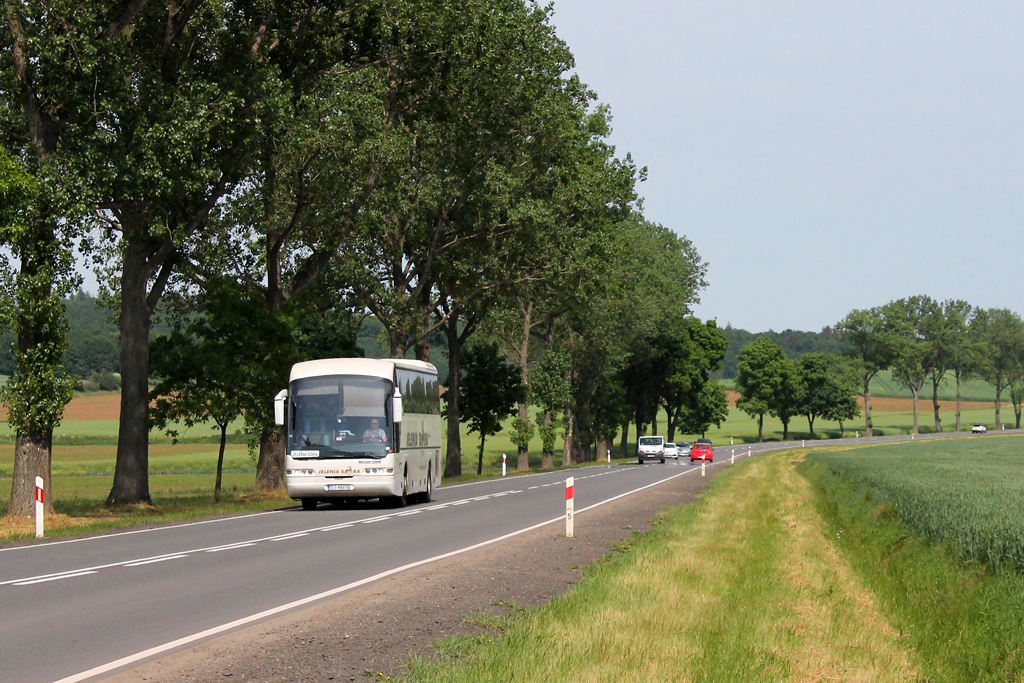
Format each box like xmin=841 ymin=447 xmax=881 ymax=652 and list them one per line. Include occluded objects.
xmin=362 ymin=419 xmax=388 ymax=443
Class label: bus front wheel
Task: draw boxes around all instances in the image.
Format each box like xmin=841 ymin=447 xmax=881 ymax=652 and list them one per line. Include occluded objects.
xmin=393 ymin=473 xmax=409 ymax=508
xmin=300 ymin=498 xmax=318 ymax=511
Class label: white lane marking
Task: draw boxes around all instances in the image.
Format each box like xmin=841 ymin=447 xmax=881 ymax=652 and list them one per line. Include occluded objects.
xmin=123 ymin=555 xmax=188 ymax=567
xmin=6 ymin=489 xmax=531 ymax=587
xmin=51 ymin=465 xmax=706 ymax=683
xmin=396 ymin=510 xmax=422 ymax=516
xmin=528 ymin=486 xmax=539 ymax=490
xmin=14 ymin=570 xmax=97 ymax=586
xmin=0 ymin=510 xmax=284 ymax=554
xmin=269 ymin=534 xmax=309 ymax=542
xmin=205 ymin=543 xmax=257 ymax=553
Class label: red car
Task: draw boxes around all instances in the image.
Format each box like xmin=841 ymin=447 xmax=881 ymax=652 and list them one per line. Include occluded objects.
xmin=690 ymin=439 xmax=713 ymax=463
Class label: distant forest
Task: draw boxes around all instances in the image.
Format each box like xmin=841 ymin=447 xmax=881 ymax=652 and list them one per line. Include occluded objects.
xmin=0 ymin=297 xmax=840 ymax=386
xmin=717 ymin=325 xmax=848 ymax=379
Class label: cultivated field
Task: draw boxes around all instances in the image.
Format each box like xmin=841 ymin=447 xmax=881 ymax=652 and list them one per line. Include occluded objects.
xmin=804 ymin=435 xmax=1024 ymax=571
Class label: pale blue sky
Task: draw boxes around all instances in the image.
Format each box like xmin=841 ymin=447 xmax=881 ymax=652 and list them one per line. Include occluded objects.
xmin=550 ymin=1 xmax=1024 ymax=332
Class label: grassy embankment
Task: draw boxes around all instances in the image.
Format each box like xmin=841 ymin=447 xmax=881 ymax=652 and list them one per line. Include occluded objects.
xmin=399 ymin=435 xmax=1024 ymax=682
xmin=404 ymin=445 xmax=919 ymax=682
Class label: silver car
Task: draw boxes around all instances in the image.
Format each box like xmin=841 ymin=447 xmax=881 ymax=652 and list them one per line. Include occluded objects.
xmin=677 ymin=442 xmax=692 ymax=458
xmin=664 ymin=442 xmax=679 ymax=458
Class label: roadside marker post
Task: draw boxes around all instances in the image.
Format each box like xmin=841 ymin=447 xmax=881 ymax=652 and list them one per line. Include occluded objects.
xmin=748 ymin=445 xmax=752 ymax=458
xmin=802 ymin=440 xmax=805 ymax=447
xmin=856 ymin=431 xmax=859 ymax=438
xmin=731 ymin=449 xmax=735 ymax=465
xmin=730 ymin=436 xmax=734 ymax=446
xmin=701 ymin=458 xmax=706 ymax=477
xmin=607 ymin=449 xmax=611 ymax=466
xmin=502 ymin=453 xmax=506 ymax=477
xmin=565 ymin=477 xmax=574 ymax=537
xmin=35 ymin=476 xmax=44 ymax=539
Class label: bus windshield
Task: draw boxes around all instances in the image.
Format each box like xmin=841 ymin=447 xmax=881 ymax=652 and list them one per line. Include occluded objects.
xmin=288 ymin=375 xmax=394 ymax=459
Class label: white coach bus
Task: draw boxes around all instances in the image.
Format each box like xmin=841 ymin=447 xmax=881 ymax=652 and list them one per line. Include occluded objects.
xmin=274 ymin=358 xmax=443 ymax=510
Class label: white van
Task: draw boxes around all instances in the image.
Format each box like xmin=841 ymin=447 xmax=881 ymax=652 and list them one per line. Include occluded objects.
xmin=637 ymin=435 xmax=665 ymax=464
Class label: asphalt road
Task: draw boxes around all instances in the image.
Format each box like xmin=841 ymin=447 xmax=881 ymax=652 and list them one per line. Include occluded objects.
xmin=0 ymin=430 xmax=1014 ymax=683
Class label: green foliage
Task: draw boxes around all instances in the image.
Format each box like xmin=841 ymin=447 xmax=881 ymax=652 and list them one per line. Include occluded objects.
xmin=535 ymin=411 xmax=561 ymax=453
xmin=735 ymin=337 xmax=788 ymax=440
xmin=718 ymin=325 xmax=848 ymax=379
xmin=459 ymin=342 xmax=526 ymax=474
xmin=806 ymin=437 xmax=1024 ymax=572
xmin=508 ymin=417 xmax=535 ymax=451
xmin=151 ymin=279 xmax=298 ymax=447
xmin=678 ymin=379 xmax=730 ymax=437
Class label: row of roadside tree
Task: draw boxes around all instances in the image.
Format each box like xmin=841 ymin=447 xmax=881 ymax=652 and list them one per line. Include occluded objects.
xmin=0 ymin=1 xmax=709 ymax=515
xmin=733 ymin=296 xmax=1024 ymax=442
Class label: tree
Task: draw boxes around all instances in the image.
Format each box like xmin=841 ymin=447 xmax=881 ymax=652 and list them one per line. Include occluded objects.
xmin=0 ymin=146 xmax=78 ymax=517
xmin=798 ymin=353 xmax=859 ymax=437
xmin=943 ymin=300 xmax=982 ymax=432
xmin=456 ymin=343 xmax=525 ymax=475
xmin=530 ymin=349 xmax=572 ymax=468
xmin=678 ymin=380 xmax=730 ymax=438
xmin=150 ymin=279 xmax=297 ymax=503
xmin=882 ymin=296 xmax=939 ymax=435
xmin=770 ymin=359 xmax=803 ymax=441
xmin=735 ymin=337 xmax=788 ymax=442
xmin=975 ymin=308 xmax=1024 ymax=430
xmin=836 ymin=308 xmax=897 ymax=437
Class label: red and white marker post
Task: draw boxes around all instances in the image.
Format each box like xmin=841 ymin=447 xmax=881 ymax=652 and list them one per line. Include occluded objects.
xmin=607 ymin=449 xmax=611 ymax=466
xmin=502 ymin=453 xmax=507 ymax=477
xmin=731 ymin=449 xmax=735 ymax=465
xmin=701 ymin=456 xmax=706 ymax=477
xmin=565 ymin=477 xmax=574 ymax=537
xmin=35 ymin=475 xmax=44 ymax=539
xmin=748 ymin=445 xmax=752 ymax=458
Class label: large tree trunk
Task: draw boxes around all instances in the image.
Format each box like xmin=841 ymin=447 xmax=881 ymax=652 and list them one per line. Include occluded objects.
xmin=443 ymin=320 xmax=463 ymax=478
xmin=863 ymin=377 xmax=873 ymax=437
xmin=955 ymin=374 xmax=963 ymax=432
xmin=619 ymin=420 xmax=629 ymax=460
xmin=995 ymin=384 xmax=1003 ymax=429
xmin=8 ymin=432 xmax=53 ymax=517
xmin=562 ymin=408 xmax=574 ymax=466
xmin=515 ymin=301 xmax=532 ymax=471
xmin=807 ymin=415 xmax=815 ymax=436
xmin=911 ymin=386 xmax=920 ymax=435
xmin=254 ymin=429 xmax=286 ymax=491
xmin=108 ymin=237 xmax=155 ymax=506
xmin=757 ymin=414 xmax=764 ymax=442
xmin=541 ymin=411 xmax=555 ymax=469
xmin=215 ymin=423 xmax=228 ymax=504
xmin=932 ymin=378 xmax=942 ymax=433
xmin=781 ymin=418 xmax=789 ymax=441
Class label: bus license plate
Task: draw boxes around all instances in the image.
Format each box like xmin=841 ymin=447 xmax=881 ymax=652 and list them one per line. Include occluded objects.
xmin=326 ymin=484 xmax=354 ymax=491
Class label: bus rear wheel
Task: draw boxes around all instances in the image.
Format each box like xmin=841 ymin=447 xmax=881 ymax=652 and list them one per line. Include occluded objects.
xmin=421 ymin=466 xmax=433 ymax=504
xmin=300 ymin=498 xmax=318 ymax=511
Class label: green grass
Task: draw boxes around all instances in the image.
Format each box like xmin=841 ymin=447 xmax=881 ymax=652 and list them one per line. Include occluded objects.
xmin=801 ymin=436 xmax=1024 ymax=681
xmin=869 ymin=370 xmax=1004 ymax=402
xmin=804 ymin=434 xmax=1024 ymax=572
xmin=403 ymin=451 xmax=920 ymax=682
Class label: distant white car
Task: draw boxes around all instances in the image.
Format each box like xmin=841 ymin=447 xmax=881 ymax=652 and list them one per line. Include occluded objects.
xmin=971 ymin=424 xmax=988 ymax=434
xmin=664 ymin=443 xmax=679 ymax=459
xmin=638 ymin=436 xmax=665 ymax=464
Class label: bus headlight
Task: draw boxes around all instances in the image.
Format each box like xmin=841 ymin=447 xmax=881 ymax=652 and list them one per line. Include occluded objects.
xmin=287 ymin=469 xmax=315 ymax=475
xmin=363 ymin=468 xmax=395 ymax=475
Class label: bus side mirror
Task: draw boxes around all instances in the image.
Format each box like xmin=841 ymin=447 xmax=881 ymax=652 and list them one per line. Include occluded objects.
xmin=274 ymin=389 xmax=288 ymax=426
xmin=392 ymin=389 xmax=403 ymax=424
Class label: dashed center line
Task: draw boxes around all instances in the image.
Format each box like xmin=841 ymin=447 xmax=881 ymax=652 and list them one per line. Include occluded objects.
xmin=14 ymin=570 xmax=98 ymax=586
xmin=124 ymin=555 xmax=189 ymax=567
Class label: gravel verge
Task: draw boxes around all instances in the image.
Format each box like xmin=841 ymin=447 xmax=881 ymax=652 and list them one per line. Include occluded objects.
xmin=100 ymin=466 xmax=716 ymax=682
